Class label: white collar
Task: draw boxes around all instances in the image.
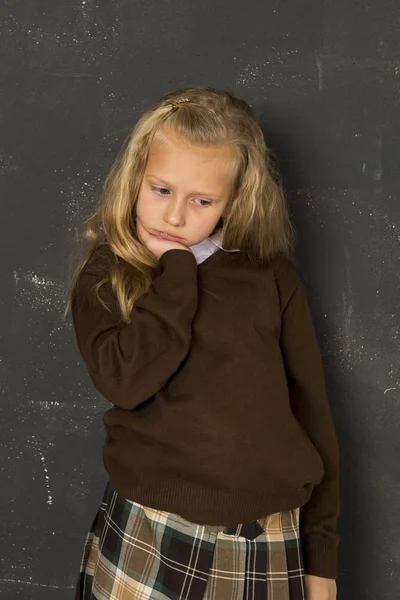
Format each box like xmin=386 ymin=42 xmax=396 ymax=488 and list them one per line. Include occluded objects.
xmin=189 ymin=228 xmax=240 ymax=265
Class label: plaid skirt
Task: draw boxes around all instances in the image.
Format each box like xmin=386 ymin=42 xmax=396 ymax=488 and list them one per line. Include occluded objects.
xmin=75 ymin=480 xmax=305 ymax=600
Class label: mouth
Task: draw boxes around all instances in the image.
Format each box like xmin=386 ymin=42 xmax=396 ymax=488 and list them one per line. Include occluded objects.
xmin=153 ymin=230 xmax=185 ymax=241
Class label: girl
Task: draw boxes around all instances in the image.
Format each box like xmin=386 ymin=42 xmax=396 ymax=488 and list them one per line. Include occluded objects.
xmin=64 ymin=86 xmax=339 ymax=600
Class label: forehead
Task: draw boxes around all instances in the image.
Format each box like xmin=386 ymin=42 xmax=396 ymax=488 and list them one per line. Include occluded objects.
xmin=147 ymin=127 xmax=240 ymax=180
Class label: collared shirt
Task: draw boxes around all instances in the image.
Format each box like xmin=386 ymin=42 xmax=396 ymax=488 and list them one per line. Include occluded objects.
xmin=189 ymin=228 xmax=240 ymax=265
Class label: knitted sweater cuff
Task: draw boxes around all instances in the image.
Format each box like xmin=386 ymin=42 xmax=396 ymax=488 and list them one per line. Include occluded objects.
xmin=159 ymin=249 xmax=198 ymax=277
xmin=301 ymin=535 xmax=339 ymax=579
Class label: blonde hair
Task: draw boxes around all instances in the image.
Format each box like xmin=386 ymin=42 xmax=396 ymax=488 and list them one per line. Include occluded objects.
xmin=62 ymin=86 xmax=296 ymax=324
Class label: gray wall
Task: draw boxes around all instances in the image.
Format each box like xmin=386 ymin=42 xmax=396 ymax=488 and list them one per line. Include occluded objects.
xmin=1 ymin=1 xmax=399 ymax=598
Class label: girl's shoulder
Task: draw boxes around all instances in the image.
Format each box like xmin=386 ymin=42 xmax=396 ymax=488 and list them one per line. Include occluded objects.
xmin=73 ymin=243 xmax=117 ymax=300
xmin=268 ymin=252 xmax=304 ymax=308
xmin=77 ymin=243 xmax=118 ymax=284
xmin=269 ymin=251 xmax=301 ymax=283
xmin=71 ymin=244 xmax=120 ymax=317
xmin=85 ymin=243 xmax=116 ymax=269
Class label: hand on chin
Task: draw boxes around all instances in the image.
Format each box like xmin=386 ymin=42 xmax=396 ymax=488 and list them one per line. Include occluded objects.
xmin=136 ymin=218 xmax=192 ymax=260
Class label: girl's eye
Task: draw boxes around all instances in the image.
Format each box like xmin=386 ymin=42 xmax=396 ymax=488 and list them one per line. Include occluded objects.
xmin=151 ymin=186 xmax=170 ymax=195
xmin=151 ymin=186 xmax=211 ymax=207
xmin=194 ymin=198 xmax=212 ymax=207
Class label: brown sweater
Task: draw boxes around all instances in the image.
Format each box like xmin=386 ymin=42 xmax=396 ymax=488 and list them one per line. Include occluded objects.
xmin=71 ymin=244 xmax=340 ymax=579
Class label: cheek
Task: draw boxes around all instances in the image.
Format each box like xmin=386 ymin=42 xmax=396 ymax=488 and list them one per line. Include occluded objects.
xmin=195 ymin=211 xmax=222 ymax=235
xmin=136 ymin=192 xmax=156 ymax=218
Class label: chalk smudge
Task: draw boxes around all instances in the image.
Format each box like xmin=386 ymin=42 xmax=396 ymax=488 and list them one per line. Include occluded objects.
xmin=0 ymin=152 xmax=18 ymax=175
xmin=235 ymin=49 xmax=300 ymax=88
xmin=342 ymin=248 xmax=353 ymax=356
xmin=314 ymin=52 xmax=400 ymax=76
xmin=56 ymin=167 xmax=103 ymax=229
xmin=0 ymin=578 xmax=74 ymax=589
xmin=26 ymin=436 xmax=54 ymax=506
xmin=293 ymin=187 xmax=399 ymax=396
xmin=315 ymin=53 xmax=323 ymax=90
xmin=384 ymin=387 xmax=399 ymax=395
xmin=14 ymin=271 xmax=64 ymax=312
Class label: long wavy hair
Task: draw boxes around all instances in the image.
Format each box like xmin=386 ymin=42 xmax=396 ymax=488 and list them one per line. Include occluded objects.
xmin=62 ymin=86 xmax=296 ymax=324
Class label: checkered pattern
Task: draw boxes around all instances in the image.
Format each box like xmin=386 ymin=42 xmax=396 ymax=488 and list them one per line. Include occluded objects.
xmin=75 ymin=480 xmax=305 ymax=599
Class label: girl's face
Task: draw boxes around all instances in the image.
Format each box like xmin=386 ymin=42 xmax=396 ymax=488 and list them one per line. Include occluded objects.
xmin=136 ymin=125 xmax=239 ymax=247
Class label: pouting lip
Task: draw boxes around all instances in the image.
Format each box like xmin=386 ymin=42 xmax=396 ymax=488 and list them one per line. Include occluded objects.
xmin=153 ymin=229 xmax=185 ymax=241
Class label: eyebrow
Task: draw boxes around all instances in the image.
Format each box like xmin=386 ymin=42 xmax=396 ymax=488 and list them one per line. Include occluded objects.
xmin=146 ymin=174 xmax=222 ymax=199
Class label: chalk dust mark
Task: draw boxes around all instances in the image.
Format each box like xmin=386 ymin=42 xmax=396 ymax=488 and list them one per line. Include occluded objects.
xmin=315 ymin=53 xmax=323 ymax=90
xmin=315 ymin=52 xmax=400 ymax=75
xmin=236 ymin=64 xmax=261 ymax=86
xmin=2 ymin=5 xmax=123 ymax=66
xmin=0 ymin=152 xmax=18 ymax=175
xmin=36 ymin=400 xmax=62 ymax=409
xmin=0 ymin=578 xmax=74 ymax=589
xmin=14 ymin=271 xmax=64 ymax=312
xmin=26 ymin=436 xmax=54 ymax=506
xmin=342 ymin=248 xmax=353 ymax=356
xmin=53 ymin=72 xmax=100 ymax=78
xmin=384 ymin=386 xmax=399 ymax=395
xmin=39 ymin=453 xmax=53 ymax=505
xmin=235 ymin=49 xmax=300 ymax=89
xmin=293 ymin=187 xmax=400 ymax=391
xmin=55 ymin=167 xmax=102 ymax=230
xmin=369 ymin=206 xmax=400 ymax=243
xmin=373 ymin=123 xmax=384 ymax=197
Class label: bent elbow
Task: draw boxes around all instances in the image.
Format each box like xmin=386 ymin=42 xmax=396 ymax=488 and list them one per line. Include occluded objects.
xmin=88 ymin=372 xmax=151 ymax=410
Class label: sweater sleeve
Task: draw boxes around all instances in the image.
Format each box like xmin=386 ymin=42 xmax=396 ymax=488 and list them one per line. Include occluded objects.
xmin=277 ymin=258 xmax=340 ymax=579
xmin=71 ymin=247 xmax=199 ymax=410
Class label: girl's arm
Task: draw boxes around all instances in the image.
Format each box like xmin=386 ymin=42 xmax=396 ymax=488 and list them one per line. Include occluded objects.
xmin=277 ymin=258 xmax=340 ymax=581
xmin=305 ymin=574 xmax=337 ymax=600
xmin=71 ymin=247 xmax=198 ymax=410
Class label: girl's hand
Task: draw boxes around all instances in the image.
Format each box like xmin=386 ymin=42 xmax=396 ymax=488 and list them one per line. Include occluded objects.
xmin=136 ymin=217 xmax=193 ymax=260
xmin=305 ymin=575 xmax=336 ymax=600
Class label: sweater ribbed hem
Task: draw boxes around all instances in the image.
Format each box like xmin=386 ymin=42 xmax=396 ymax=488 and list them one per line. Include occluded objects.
xmin=301 ymin=534 xmax=339 ymax=579
xmin=105 ymin=470 xmax=314 ymax=528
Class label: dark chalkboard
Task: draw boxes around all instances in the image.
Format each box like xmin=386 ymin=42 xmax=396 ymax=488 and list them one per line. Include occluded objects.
xmin=1 ymin=1 xmax=399 ymax=598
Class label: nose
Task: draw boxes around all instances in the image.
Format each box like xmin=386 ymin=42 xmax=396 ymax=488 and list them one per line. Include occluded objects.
xmin=163 ymin=198 xmax=186 ymax=227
